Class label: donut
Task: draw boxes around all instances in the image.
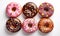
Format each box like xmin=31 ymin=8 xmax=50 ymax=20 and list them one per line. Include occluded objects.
xmin=38 ymin=18 xmax=54 ymax=33
xmin=22 ymin=2 xmax=38 ymax=18
xmin=6 ymin=18 xmax=21 ymax=32
xmin=6 ymin=2 xmax=22 ymax=18
xmin=22 ymin=18 xmax=38 ymax=33
xmin=39 ymin=2 xmax=54 ymax=18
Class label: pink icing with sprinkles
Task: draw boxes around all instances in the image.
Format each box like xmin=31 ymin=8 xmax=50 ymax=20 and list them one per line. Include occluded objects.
xmin=22 ymin=18 xmax=38 ymax=33
xmin=6 ymin=2 xmax=22 ymax=18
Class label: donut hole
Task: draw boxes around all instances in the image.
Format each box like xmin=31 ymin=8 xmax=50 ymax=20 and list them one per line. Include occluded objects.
xmin=44 ymin=23 xmax=49 ymax=27
xmin=44 ymin=7 xmax=49 ymax=11
xmin=28 ymin=23 xmax=32 ymax=27
xmin=12 ymin=7 xmax=16 ymax=11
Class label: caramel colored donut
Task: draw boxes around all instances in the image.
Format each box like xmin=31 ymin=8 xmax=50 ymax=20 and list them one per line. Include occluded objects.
xmin=39 ymin=2 xmax=54 ymax=18
xmin=6 ymin=18 xmax=21 ymax=32
xmin=38 ymin=18 xmax=54 ymax=33
xmin=6 ymin=2 xmax=22 ymax=18
xmin=22 ymin=18 xmax=38 ymax=33
xmin=22 ymin=2 xmax=38 ymax=18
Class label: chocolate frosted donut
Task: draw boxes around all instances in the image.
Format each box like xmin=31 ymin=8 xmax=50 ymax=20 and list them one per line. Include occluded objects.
xmin=38 ymin=18 xmax=54 ymax=33
xmin=39 ymin=2 xmax=54 ymax=18
xmin=22 ymin=2 xmax=38 ymax=18
xmin=6 ymin=18 xmax=21 ymax=32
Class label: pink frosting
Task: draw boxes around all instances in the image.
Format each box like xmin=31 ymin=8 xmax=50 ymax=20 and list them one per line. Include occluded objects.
xmin=22 ymin=18 xmax=38 ymax=33
xmin=6 ymin=2 xmax=22 ymax=18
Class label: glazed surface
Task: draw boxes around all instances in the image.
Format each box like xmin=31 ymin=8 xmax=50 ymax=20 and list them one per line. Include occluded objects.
xmin=39 ymin=2 xmax=54 ymax=18
xmin=38 ymin=18 xmax=54 ymax=33
xmin=22 ymin=18 xmax=38 ymax=33
xmin=6 ymin=2 xmax=22 ymax=18
xmin=6 ymin=18 xmax=21 ymax=32
xmin=23 ymin=2 xmax=38 ymax=18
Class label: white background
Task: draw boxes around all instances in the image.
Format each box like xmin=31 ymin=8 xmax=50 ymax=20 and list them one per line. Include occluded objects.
xmin=0 ymin=0 xmax=60 ymax=36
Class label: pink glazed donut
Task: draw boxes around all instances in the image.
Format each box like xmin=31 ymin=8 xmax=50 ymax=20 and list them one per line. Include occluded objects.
xmin=39 ymin=2 xmax=54 ymax=18
xmin=6 ymin=2 xmax=22 ymax=18
xmin=22 ymin=18 xmax=38 ymax=33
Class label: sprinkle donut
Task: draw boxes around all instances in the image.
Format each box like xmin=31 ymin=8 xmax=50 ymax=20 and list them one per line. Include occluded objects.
xmin=6 ymin=2 xmax=22 ymax=18
xmin=22 ymin=2 xmax=38 ymax=18
xmin=6 ymin=18 xmax=21 ymax=32
xmin=38 ymin=18 xmax=54 ymax=33
xmin=22 ymin=18 xmax=38 ymax=33
xmin=39 ymin=2 xmax=54 ymax=18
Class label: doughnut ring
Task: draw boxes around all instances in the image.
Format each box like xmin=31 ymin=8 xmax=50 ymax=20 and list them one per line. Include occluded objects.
xmin=39 ymin=2 xmax=54 ymax=18
xmin=22 ymin=2 xmax=38 ymax=18
xmin=38 ymin=18 xmax=54 ymax=33
xmin=6 ymin=18 xmax=21 ymax=32
xmin=6 ymin=2 xmax=22 ymax=18
xmin=22 ymin=18 xmax=38 ymax=33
